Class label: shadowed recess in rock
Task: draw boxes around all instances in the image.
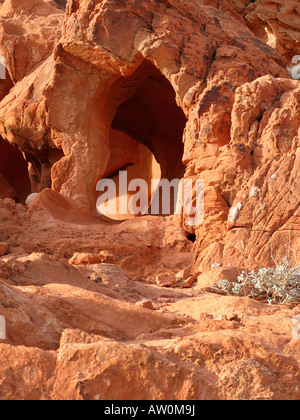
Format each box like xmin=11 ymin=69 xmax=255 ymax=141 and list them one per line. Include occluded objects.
xmin=0 ymin=66 xmax=13 ymax=101
xmin=0 ymin=137 xmax=31 ymax=203
xmin=111 ymin=60 xmax=187 ymax=182
xmin=53 ymin=0 xmax=67 ymax=9
xmin=99 ymin=60 xmax=187 ymax=219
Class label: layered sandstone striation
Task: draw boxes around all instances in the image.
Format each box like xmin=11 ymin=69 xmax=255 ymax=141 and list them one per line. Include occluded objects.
xmin=0 ymin=0 xmax=299 ymax=400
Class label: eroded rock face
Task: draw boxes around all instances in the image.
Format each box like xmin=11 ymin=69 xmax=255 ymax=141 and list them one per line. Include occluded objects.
xmin=0 ymin=0 xmax=299 ymax=401
xmin=0 ymin=0 xmax=64 ymax=83
xmin=0 ymin=0 xmax=288 ymax=209
xmin=194 ymin=75 xmax=300 ymax=271
xmin=0 ymin=0 xmax=65 ymax=196
xmin=0 ymin=0 xmax=295 ymax=263
xmin=227 ymin=0 xmax=300 ymax=60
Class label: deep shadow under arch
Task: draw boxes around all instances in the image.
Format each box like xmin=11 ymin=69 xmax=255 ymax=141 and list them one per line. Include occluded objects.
xmin=110 ymin=60 xmax=187 ymax=182
xmin=0 ymin=137 xmax=31 ymax=203
xmin=98 ymin=60 xmax=188 ymax=219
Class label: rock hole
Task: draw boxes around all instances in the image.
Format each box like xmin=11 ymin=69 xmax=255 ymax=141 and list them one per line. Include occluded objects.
xmin=100 ymin=60 xmax=187 ymax=220
xmin=0 ymin=137 xmax=31 ymax=203
xmin=187 ymin=234 xmax=197 ymax=243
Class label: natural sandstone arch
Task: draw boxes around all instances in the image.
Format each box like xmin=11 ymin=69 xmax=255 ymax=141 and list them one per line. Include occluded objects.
xmin=110 ymin=61 xmax=186 ymax=182
xmin=0 ymin=0 xmax=294 ymax=271
xmin=96 ymin=60 xmax=187 ymax=219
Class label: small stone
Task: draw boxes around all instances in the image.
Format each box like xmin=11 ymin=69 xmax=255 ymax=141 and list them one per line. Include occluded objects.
xmin=175 ymin=267 xmax=192 ymax=281
xmin=99 ymin=250 xmax=116 ymax=264
xmin=156 ymin=274 xmax=177 ymax=288
xmin=69 ymin=253 xmax=103 ymax=266
xmin=0 ymin=243 xmax=8 ymax=257
xmin=136 ymin=299 xmax=155 ymax=310
xmin=180 ymin=275 xmax=196 ymax=288
xmin=25 ymin=193 xmax=39 ymax=206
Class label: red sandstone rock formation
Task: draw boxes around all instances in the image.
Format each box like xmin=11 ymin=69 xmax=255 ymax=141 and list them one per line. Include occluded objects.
xmin=227 ymin=0 xmax=300 ymax=60
xmin=0 ymin=0 xmax=299 ymax=400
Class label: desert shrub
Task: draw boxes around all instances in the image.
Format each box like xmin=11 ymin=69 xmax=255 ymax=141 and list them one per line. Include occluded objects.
xmin=215 ymin=257 xmax=300 ymax=305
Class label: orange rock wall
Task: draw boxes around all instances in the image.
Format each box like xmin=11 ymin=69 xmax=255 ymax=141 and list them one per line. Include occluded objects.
xmin=0 ymin=0 xmax=299 ymax=400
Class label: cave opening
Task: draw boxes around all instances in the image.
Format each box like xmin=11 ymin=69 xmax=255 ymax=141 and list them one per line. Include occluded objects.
xmin=100 ymin=60 xmax=188 ymax=220
xmin=0 ymin=137 xmax=31 ymax=203
xmin=111 ymin=61 xmax=187 ymax=181
xmin=0 ymin=67 xmax=13 ymax=100
xmin=187 ymin=234 xmax=197 ymax=243
xmin=0 ymin=65 xmax=65 ymax=204
xmin=0 ymin=65 xmax=32 ymax=203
